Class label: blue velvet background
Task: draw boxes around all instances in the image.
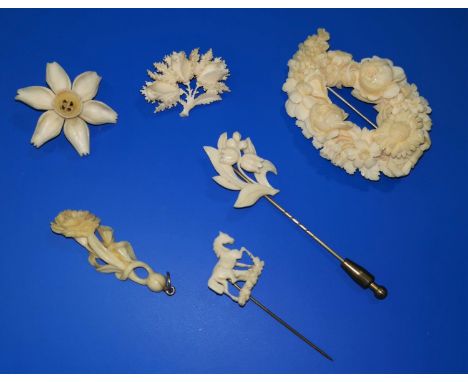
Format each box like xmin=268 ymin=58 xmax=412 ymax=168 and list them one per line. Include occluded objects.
xmin=0 ymin=8 xmax=466 ymax=374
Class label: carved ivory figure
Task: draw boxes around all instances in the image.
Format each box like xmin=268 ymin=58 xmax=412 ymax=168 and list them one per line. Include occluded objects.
xmin=208 ymin=232 xmax=264 ymax=306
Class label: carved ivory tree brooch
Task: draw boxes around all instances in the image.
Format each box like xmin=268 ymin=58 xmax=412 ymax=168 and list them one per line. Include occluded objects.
xmin=204 ymin=131 xmax=279 ymax=208
xmin=141 ymin=49 xmax=230 ymax=117
xmin=51 ymin=210 xmax=175 ymax=296
xmin=208 ymin=232 xmax=332 ymax=360
xmin=15 ymin=62 xmax=117 ymax=156
xmin=204 ymin=131 xmax=387 ymax=300
xmin=283 ymin=28 xmax=432 ymax=180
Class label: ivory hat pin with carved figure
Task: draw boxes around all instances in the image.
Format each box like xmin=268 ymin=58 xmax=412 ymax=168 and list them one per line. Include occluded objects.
xmin=51 ymin=210 xmax=175 ymax=296
xmin=204 ymin=132 xmax=387 ymax=300
xmin=208 ymin=232 xmax=332 ymax=360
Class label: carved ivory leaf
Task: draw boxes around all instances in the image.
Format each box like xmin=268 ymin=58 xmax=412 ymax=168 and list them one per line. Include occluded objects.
xmin=204 ymin=132 xmax=279 ymax=208
xmin=283 ymin=28 xmax=432 ymax=180
xmin=51 ymin=210 xmax=169 ymax=293
xmin=208 ymin=232 xmax=264 ymax=306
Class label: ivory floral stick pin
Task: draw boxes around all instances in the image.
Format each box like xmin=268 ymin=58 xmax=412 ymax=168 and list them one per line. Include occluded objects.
xmin=15 ymin=62 xmax=118 ymax=156
xmin=51 ymin=210 xmax=175 ymax=296
xmin=204 ymin=132 xmax=387 ymax=299
xmin=208 ymin=232 xmax=332 ymax=361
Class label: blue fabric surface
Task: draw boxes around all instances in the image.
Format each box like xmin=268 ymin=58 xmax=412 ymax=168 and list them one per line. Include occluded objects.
xmin=0 ymin=8 xmax=466 ymax=373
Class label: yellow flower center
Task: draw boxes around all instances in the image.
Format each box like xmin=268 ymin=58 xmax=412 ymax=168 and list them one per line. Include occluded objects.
xmin=53 ymin=90 xmax=82 ymax=119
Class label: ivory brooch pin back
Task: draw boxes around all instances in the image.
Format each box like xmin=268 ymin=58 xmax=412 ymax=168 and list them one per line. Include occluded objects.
xmin=51 ymin=210 xmax=175 ymax=295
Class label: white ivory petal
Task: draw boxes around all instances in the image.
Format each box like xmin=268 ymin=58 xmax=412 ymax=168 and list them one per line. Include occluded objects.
xmin=382 ymin=83 xmax=400 ymax=99
xmin=282 ymin=78 xmax=297 ymax=92
xmin=31 ymin=110 xmax=64 ymax=147
xmin=392 ymin=66 xmax=406 ymax=82
xmin=46 ymin=62 xmax=71 ymax=94
xmin=285 ymin=100 xmax=296 ymax=117
xmin=80 ymin=100 xmax=118 ymax=125
xmin=63 ymin=117 xmax=90 ymax=156
xmin=295 ymin=104 xmax=309 ymax=121
xmin=289 ymin=91 xmax=302 ymax=103
xmin=72 ymin=71 xmax=102 ymax=101
xmin=15 ymin=86 xmax=55 ymax=110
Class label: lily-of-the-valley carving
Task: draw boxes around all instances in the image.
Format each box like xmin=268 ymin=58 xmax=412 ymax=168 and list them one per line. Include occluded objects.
xmin=204 ymin=131 xmax=279 ymax=208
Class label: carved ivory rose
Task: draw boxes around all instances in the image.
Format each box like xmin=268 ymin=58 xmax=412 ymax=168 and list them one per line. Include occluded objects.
xmin=51 ymin=210 xmax=100 ymax=238
xmin=283 ymin=28 xmax=432 ymax=180
xmin=353 ymin=57 xmax=406 ymax=102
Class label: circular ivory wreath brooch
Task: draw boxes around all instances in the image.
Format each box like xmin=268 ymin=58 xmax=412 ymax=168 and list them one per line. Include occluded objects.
xmin=283 ymin=29 xmax=432 ymax=180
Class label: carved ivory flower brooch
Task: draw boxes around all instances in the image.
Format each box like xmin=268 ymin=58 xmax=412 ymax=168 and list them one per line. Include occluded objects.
xmin=283 ymin=28 xmax=432 ymax=180
xmin=15 ymin=62 xmax=118 ymax=156
xmin=208 ymin=232 xmax=332 ymax=359
xmin=204 ymin=132 xmax=279 ymax=208
xmin=141 ymin=49 xmax=230 ymax=117
xmin=51 ymin=210 xmax=175 ymax=295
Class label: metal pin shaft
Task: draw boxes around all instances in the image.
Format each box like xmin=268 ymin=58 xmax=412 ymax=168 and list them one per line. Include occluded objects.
xmin=327 ymin=87 xmax=378 ymax=129
xmin=231 ymin=283 xmax=333 ymax=361
xmin=232 ymin=167 xmax=387 ymax=299
xmin=264 ymin=194 xmax=344 ymax=262
xmin=234 ymin=167 xmax=343 ymax=262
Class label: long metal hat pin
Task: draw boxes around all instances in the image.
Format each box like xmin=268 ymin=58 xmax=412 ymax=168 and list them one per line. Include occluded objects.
xmin=204 ymin=132 xmax=387 ymax=299
xmin=208 ymin=232 xmax=332 ymax=360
